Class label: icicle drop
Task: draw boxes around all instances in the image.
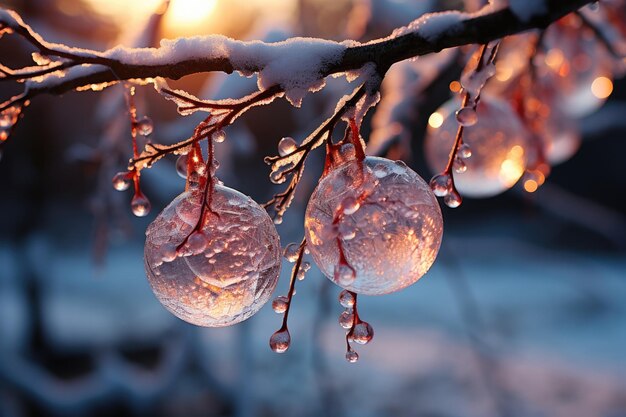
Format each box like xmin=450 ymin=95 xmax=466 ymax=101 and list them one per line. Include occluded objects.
xmin=269 ymin=328 xmax=291 ymax=353
xmin=212 ymin=129 xmax=226 ymax=143
xmin=112 ymin=172 xmax=131 ymax=191
xmin=351 ymin=321 xmax=374 ymax=345
xmin=272 ymin=296 xmax=289 ymax=313
xmin=278 ymin=137 xmax=297 ymax=156
xmin=453 ymin=157 xmax=467 ymax=174
xmin=342 ymin=196 xmax=360 ymax=215
xmin=455 ymin=107 xmax=478 ymax=126
xmin=345 ymin=350 xmax=359 ymax=363
xmin=338 ymin=290 xmax=355 ymax=308
xmin=176 ymin=154 xmax=188 ymax=178
xmin=334 ymin=264 xmax=356 ymax=286
xmin=459 ymin=143 xmax=472 ymax=159
xmin=137 ymin=116 xmax=154 ymax=136
xmin=429 ymin=174 xmax=452 ymax=197
xmin=131 ymin=192 xmax=151 ymax=217
xmin=444 ymin=190 xmax=462 ymax=208
xmin=339 ymin=310 xmax=354 ymax=329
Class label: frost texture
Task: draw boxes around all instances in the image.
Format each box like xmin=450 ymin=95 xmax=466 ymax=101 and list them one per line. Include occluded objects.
xmin=144 ymin=186 xmax=281 ymax=327
xmin=305 ymin=157 xmax=443 ymax=295
xmin=425 ymin=95 xmax=529 ymax=197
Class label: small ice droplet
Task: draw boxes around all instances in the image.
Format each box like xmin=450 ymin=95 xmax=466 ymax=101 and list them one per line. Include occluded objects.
xmin=444 ymin=190 xmax=462 ymax=208
xmin=272 ymin=296 xmax=289 ymax=313
xmin=339 ymin=310 xmax=354 ymax=329
xmin=458 ymin=143 xmax=472 ymax=159
xmin=283 ymin=242 xmax=300 ymax=262
xmin=338 ymin=290 xmax=355 ymax=308
xmin=0 ymin=128 xmax=8 ymax=142
xmin=131 ymin=193 xmax=151 ymax=217
xmin=334 ymin=264 xmax=356 ymax=286
xmin=273 ymin=215 xmax=283 ymax=225
xmin=160 ymin=244 xmax=178 ymax=262
xmin=136 ymin=116 xmax=154 ymax=136
xmin=351 ymin=321 xmax=374 ymax=345
xmin=373 ymin=164 xmax=389 ymax=178
xmin=187 ymin=231 xmax=208 ymax=254
xmin=112 ymin=172 xmax=131 ymax=191
xmin=269 ymin=329 xmax=291 ymax=353
xmin=338 ymin=223 xmax=356 ymax=241
xmin=345 ymin=350 xmax=359 ymax=363
xmin=212 ymin=129 xmax=226 ymax=143
xmin=429 ymin=174 xmax=452 ymax=197
xmin=301 ymin=261 xmax=311 ymax=272
xmin=453 ymin=157 xmax=467 ymax=173
xmin=278 ymin=137 xmax=297 ymax=157
xmin=342 ymin=196 xmax=360 ymax=215
xmin=455 ymin=107 xmax=478 ymax=127
xmin=176 ymin=154 xmax=188 ymax=178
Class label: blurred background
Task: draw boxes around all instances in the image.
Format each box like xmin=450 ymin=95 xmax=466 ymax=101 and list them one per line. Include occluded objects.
xmin=1 ymin=0 xmax=625 ymax=416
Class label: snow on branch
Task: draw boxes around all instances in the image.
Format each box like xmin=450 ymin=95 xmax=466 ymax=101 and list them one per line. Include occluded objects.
xmin=0 ymin=0 xmax=591 ymax=112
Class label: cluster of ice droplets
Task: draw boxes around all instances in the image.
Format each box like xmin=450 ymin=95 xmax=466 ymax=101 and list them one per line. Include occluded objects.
xmin=305 ymin=156 xmax=443 ymax=295
xmin=143 ymin=185 xmax=281 ymax=327
xmin=425 ymin=94 xmax=530 ymax=198
xmin=337 ymin=290 xmax=374 ymax=363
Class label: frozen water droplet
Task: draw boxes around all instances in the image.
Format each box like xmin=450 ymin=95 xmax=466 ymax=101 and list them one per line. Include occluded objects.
xmin=112 ymin=172 xmax=131 ymax=191
xmin=444 ymin=190 xmax=462 ymax=208
xmin=338 ymin=290 xmax=355 ymax=308
xmin=351 ymin=321 xmax=374 ymax=345
xmin=187 ymin=231 xmax=208 ymax=254
xmin=160 ymin=243 xmax=178 ymax=262
xmin=338 ymin=223 xmax=356 ymax=241
xmin=131 ymin=193 xmax=151 ymax=217
xmin=212 ymin=129 xmax=226 ymax=143
xmin=342 ymin=196 xmax=360 ymax=215
xmin=456 ymin=107 xmax=478 ymax=127
xmin=334 ymin=264 xmax=356 ymax=286
xmin=453 ymin=157 xmax=467 ymax=173
xmin=458 ymin=143 xmax=472 ymax=159
xmin=272 ymin=296 xmax=289 ymax=313
xmin=296 ymin=270 xmax=306 ymax=281
xmin=273 ymin=215 xmax=283 ymax=225
xmin=373 ymin=164 xmax=389 ymax=178
xmin=345 ymin=350 xmax=359 ymax=363
xmin=339 ymin=310 xmax=354 ymax=329
xmin=283 ymin=242 xmax=300 ymax=262
xmin=301 ymin=261 xmax=311 ymax=272
xmin=278 ymin=137 xmax=297 ymax=157
xmin=176 ymin=155 xmax=188 ymax=178
xmin=137 ymin=116 xmax=153 ymax=136
xmin=0 ymin=129 xmax=8 ymax=142
xmin=429 ymin=174 xmax=452 ymax=197
xmin=269 ymin=329 xmax=290 ymax=353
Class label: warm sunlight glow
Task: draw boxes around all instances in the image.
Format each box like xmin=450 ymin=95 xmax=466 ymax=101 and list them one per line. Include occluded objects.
xmin=428 ymin=112 xmax=444 ymax=129
xmin=167 ymin=0 xmax=218 ymax=28
xmin=591 ymin=76 xmax=613 ymax=99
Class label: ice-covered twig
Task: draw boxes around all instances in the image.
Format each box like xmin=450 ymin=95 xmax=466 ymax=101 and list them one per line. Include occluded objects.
xmin=263 ymin=83 xmax=370 ymax=221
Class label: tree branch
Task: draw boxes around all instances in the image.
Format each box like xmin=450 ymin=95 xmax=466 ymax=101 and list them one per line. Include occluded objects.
xmin=0 ymin=0 xmax=591 ymax=110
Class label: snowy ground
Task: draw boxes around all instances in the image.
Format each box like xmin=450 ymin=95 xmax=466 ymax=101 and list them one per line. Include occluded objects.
xmin=1 ymin=208 xmax=625 ymax=417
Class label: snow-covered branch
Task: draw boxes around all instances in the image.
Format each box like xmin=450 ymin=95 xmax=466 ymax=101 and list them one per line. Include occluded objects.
xmin=0 ymin=0 xmax=591 ymax=111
